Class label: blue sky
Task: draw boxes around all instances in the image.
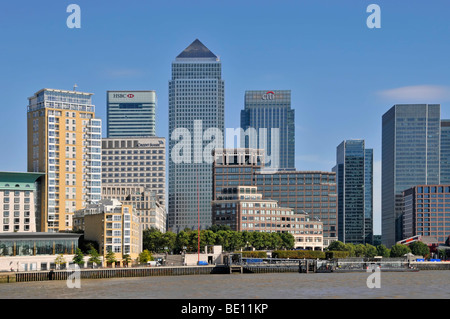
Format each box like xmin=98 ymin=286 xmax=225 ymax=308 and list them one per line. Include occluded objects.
xmin=1 ymin=0 xmax=450 ymax=234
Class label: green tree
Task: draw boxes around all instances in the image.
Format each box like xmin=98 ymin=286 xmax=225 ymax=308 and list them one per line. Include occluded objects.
xmin=365 ymin=244 xmax=378 ymax=258
xmin=105 ymin=250 xmax=118 ymax=267
xmin=344 ymin=243 xmax=356 ymax=257
xmin=327 ymin=241 xmax=346 ymax=251
xmin=54 ymin=254 xmax=66 ymax=269
xmin=354 ymin=244 xmax=367 ymax=257
xmin=175 ymin=230 xmax=190 ymax=253
xmin=88 ymin=247 xmax=102 ymax=268
xmin=122 ymin=254 xmax=131 ymax=267
xmin=279 ymin=233 xmax=295 ymax=250
xmin=390 ymin=244 xmax=410 ymax=257
xmin=139 ymin=249 xmax=153 ymax=264
xmin=376 ymin=244 xmax=390 ymax=257
xmin=161 ymin=232 xmax=176 ymax=252
xmin=409 ymin=241 xmax=430 ymax=258
xmin=72 ymin=248 xmax=85 ymax=267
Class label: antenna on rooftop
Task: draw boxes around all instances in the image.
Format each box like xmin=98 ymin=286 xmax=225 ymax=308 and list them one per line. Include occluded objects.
xmin=73 ymin=84 xmax=78 ymax=91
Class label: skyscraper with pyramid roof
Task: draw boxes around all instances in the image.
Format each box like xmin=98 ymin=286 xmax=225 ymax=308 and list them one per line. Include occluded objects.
xmin=168 ymin=39 xmax=225 ymax=232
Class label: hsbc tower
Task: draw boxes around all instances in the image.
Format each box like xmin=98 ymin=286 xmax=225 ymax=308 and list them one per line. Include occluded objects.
xmin=107 ymin=90 xmax=157 ymax=138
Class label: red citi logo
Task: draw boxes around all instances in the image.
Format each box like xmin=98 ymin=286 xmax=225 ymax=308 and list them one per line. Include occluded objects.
xmin=127 ymin=94 xmax=135 ymax=98
xmin=262 ymin=91 xmax=275 ymax=100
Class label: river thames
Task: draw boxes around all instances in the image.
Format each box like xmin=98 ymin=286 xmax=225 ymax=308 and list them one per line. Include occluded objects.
xmin=0 ymin=271 xmax=449 ymax=299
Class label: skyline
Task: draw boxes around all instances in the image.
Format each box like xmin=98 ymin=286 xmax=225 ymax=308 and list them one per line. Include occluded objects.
xmin=1 ymin=1 xmax=450 ymax=236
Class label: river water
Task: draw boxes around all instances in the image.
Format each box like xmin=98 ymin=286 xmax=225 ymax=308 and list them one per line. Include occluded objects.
xmin=1 ymin=271 xmax=449 ymax=299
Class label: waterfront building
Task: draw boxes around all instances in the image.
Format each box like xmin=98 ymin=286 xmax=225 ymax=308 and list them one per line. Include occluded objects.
xmin=101 ymin=137 xmax=166 ymax=213
xmin=212 ymin=186 xmax=323 ymax=250
xmin=240 ymin=90 xmax=295 ymax=170
xmin=441 ymin=120 xmax=450 ymax=184
xmin=333 ymin=140 xmax=373 ymax=244
xmin=27 ymin=88 xmax=102 ymax=233
xmin=382 ymin=104 xmax=441 ymax=247
xmin=0 ymin=232 xmax=81 ymax=271
xmin=402 ymin=185 xmax=450 ymax=245
xmin=73 ymin=199 xmax=141 ymax=265
xmin=102 ymin=185 xmax=166 ymax=232
xmin=213 ymin=148 xmax=337 ymax=247
xmin=168 ymin=39 xmax=225 ymax=232
xmin=0 ymin=172 xmax=45 ymax=233
xmin=106 ymin=90 xmax=157 ymax=138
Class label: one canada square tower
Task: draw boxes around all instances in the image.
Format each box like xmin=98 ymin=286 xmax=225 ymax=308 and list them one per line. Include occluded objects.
xmin=168 ymin=39 xmax=225 ymax=232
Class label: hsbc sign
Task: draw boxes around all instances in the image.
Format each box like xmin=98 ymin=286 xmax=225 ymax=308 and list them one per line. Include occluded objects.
xmin=112 ymin=93 xmax=135 ymax=99
xmin=262 ymin=91 xmax=275 ymax=100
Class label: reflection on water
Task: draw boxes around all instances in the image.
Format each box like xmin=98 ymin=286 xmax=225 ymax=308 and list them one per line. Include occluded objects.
xmin=0 ymin=271 xmax=449 ymax=299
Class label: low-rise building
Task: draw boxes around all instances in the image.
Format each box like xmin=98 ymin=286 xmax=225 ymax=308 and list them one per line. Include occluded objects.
xmin=74 ymin=199 xmax=142 ymax=265
xmin=212 ymin=186 xmax=324 ymax=250
xmin=0 ymin=232 xmax=81 ymax=271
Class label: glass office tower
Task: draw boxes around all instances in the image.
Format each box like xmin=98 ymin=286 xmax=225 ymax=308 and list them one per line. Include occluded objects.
xmin=441 ymin=120 xmax=450 ymax=184
xmin=106 ymin=91 xmax=156 ymax=138
xmin=334 ymin=140 xmax=373 ymax=245
xmin=382 ymin=104 xmax=441 ymax=247
xmin=168 ymin=39 xmax=225 ymax=232
xmin=240 ymin=90 xmax=295 ymax=170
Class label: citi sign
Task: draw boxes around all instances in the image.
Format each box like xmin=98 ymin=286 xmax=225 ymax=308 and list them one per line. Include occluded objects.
xmin=112 ymin=93 xmax=135 ymax=99
xmin=262 ymin=91 xmax=275 ymax=100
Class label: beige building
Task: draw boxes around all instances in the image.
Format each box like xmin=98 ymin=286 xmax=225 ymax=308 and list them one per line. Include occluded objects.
xmin=27 ymin=88 xmax=102 ymax=233
xmin=102 ymin=185 xmax=166 ymax=232
xmin=212 ymin=186 xmax=324 ymax=250
xmin=74 ymin=199 xmax=142 ymax=265
xmin=0 ymin=172 xmax=44 ymax=233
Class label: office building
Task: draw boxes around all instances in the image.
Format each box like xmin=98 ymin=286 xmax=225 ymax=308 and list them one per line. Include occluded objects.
xmin=106 ymin=91 xmax=157 ymax=138
xmin=168 ymin=39 xmax=225 ymax=232
xmin=333 ymin=140 xmax=373 ymax=244
xmin=0 ymin=172 xmax=44 ymax=232
xmin=73 ymin=199 xmax=141 ymax=265
xmin=27 ymin=88 xmax=102 ymax=233
xmin=402 ymin=185 xmax=450 ymax=245
xmin=102 ymin=185 xmax=166 ymax=232
xmin=212 ymin=186 xmax=324 ymax=250
xmin=101 ymin=137 xmax=166 ymax=211
xmin=441 ymin=120 xmax=450 ymax=184
xmin=213 ymin=148 xmax=337 ymax=247
xmin=241 ymin=90 xmax=295 ymax=170
xmin=382 ymin=104 xmax=441 ymax=247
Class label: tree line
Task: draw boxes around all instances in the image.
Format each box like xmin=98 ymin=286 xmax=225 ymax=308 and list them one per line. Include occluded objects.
xmin=142 ymin=226 xmax=296 ymax=253
xmin=326 ymin=240 xmax=431 ymax=258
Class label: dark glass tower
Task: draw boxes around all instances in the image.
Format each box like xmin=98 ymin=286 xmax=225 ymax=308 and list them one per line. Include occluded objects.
xmin=382 ymin=104 xmax=441 ymax=247
xmin=441 ymin=120 xmax=450 ymax=184
xmin=334 ymin=140 xmax=373 ymax=245
xmin=168 ymin=39 xmax=225 ymax=232
xmin=240 ymin=90 xmax=295 ymax=170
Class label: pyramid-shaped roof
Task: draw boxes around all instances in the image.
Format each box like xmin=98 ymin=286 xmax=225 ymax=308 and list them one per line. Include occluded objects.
xmin=176 ymin=39 xmax=217 ymax=59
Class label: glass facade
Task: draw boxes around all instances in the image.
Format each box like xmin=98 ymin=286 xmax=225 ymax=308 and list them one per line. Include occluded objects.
xmin=382 ymin=104 xmax=441 ymax=247
xmin=240 ymin=90 xmax=295 ymax=170
xmin=107 ymin=91 xmax=156 ymax=138
xmin=334 ymin=140 xmax=373 ymax=244
xmin=402 ymin=185 xmax=450 ymax=244
xmin=168 ymin=39 xmax=225 ymax=232
xmin=441 ymin=120 xmax=450 ymax=184
xmin=0 ymin=234 xmax=80 ymax=256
